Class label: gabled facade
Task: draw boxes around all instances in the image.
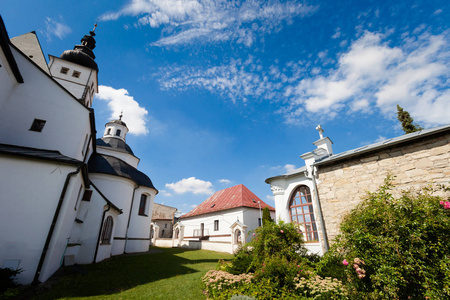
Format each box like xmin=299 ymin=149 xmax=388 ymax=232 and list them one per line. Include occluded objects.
xmin=266 ymin=124 xmax=450 ymax=255
xmin=174 ymin=184 xmax=275 ymax=253
xmin=0 ymin=17 xmax=157 ymax=284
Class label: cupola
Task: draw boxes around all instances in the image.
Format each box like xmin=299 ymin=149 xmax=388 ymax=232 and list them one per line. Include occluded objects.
xmin=103 ymin=113 xmax=129 ymax=142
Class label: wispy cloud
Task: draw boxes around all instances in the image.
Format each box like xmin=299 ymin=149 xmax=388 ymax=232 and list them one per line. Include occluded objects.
xmin=165 ymin=177 xmax=214 ymax=195
xmin=218 ymin=179 xmax=232 ymax=185
xmin=96 ymin=85 xmax=149 ymax=135
xmin=43 ymin=17 xmax=71 ymax=41
xmin=100 ymin=0 xmax=317 ymax=47
xmin=156 ymin=29 xmax=450 ymax=126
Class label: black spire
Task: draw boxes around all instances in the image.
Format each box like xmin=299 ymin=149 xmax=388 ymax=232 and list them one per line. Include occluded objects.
xmin=60 ymin=24 xmax=99 ymax=71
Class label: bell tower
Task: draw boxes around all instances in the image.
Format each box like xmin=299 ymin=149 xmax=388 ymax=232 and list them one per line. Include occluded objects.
xmin=48 ymin=24 xmax=99 ymax=108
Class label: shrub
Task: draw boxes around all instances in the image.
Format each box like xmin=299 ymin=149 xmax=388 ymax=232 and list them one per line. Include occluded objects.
xmin=332 ymin=176 xmax=450 ymax=299
xmin=294 ymin=275 xmax=348 ymax=299
xmin=202 ymin=270 xmax=253 ymax=299
xmin=0 ymin=268 xmax=22 ymax=299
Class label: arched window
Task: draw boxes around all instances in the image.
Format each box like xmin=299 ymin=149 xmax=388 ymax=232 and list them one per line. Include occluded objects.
xmin=100 ymin=216 xmax=113 ymax=245
xmin=116 ymin=129 xmax=121 ymax=136
xmin=235 ymin=229 xmax=241 ymax=244
xmin=289 ymin=185 xmax=319 ymax=242
xmin=175 ymin=228 xmax=179 ymax=239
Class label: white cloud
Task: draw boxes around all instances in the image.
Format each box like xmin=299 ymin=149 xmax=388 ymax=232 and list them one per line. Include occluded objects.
xmin=165 ymin=177 xmax=214 ymax=195
xmin=218 ymin=179 xmax=232 ymax=185
xmin=266 ymin=194 xmax=275 ymax=201
xmin=43 ymin=17 xmax=71 ymax=41
xmin=159 ymin=190 xmax=173 ymax=197
xmin=100 ymin=0 xmax=317 ymax=47
xmin=96 ymin=85 xmax=149 ymax=135
xmin=289 ymin=30 xmax=450 ymax=125
xmin=284 ymin=164 xmax=297 ymax=173
xmin=155 ymin=29 xmax=450 ymax=126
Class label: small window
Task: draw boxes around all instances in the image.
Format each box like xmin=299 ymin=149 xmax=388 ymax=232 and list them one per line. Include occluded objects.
xmin=116 ymin=129 xmax=121 ymax=137
xmin=72 ymin=70 xmax=81 ymax=78
xmin=214 ymin=220 xmax=219 ymax=231
xmin=29 ymin=119 xmax=46 ymax=132
xmin=258 ymin=218 xmax=262 ymax=227
xmin=60 ymin=67 xmax=69 ymax=74
xmin=165 ymin=223 xmax=167 ymax=228
xmin=100 ymin=216 xmax=113 ymax=245
xmin=82 ymin=190 xmax=93 ymax=201
xmin=139 ymin=194 xmax=147 ymax=216
xmin=106 ymin=128 xmax=111 ymax=135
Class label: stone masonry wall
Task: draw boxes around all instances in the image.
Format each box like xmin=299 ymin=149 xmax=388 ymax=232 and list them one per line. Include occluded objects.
xmin=316 ymin=132 xmax=450 ymax=244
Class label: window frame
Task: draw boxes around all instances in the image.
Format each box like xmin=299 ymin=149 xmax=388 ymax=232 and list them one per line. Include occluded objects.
xmin=100 ymin=216 xmax=113 ymax=245
xmin=288 ymin=185 xmax=319 ymax=242
xmin=214 ymin=220 xmax=219 ymax=231
xmin=138 ymin=194 xmax=148 ymax=216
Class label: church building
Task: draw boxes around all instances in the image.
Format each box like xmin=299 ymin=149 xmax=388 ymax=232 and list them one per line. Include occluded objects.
xmin=0 ymin=16 xmax=157 ymax=284
xmin=266 ymin=124 xmax=450 ymax=255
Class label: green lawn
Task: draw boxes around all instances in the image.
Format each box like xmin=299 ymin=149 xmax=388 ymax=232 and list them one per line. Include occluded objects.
xmin=24 ymin=247 xmax=232 ymax=300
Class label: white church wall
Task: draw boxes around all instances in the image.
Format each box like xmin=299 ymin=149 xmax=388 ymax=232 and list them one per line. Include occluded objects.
xmin=0 ymin=156 xmax=79 ymax=284
xmin=95 ymin=210 xmax=119 ymax=263
xmin=269 ymin=174 xmax=324 ymax=256
xmin=0 ymin=46 xmax=91 ymax=161
xmin=89 ymin=174 xmax=135 ymax=256
xmin=0 ymin=50 xmax=16 ymax=106
xmin=125 ymin=187 xmax=156 ymax=253
xmin=37 ymin=172 xmax=84 ymax=283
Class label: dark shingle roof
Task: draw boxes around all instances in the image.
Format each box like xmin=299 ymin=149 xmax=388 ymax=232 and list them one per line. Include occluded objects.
xmin=96 ymin=137 xmax=134 ymax=155
xmin=88 ymin=153 xmax=157 ymax=191
xmin=0 ymin=143 xmax=82 ymax=165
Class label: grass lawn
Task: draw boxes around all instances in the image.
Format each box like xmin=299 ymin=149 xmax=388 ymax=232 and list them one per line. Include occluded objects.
xmin=21 ymin=247 xmax=232 ymax=300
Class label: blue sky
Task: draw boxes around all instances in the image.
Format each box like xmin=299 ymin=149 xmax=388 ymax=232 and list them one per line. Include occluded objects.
xmin=2 ymin=0 xmax=449 ymax=214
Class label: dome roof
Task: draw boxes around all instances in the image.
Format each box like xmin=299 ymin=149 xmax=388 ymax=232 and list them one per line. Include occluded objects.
xmin=60 ymin=49 xmax=98 ymax=71
xmin=88 ymin=153 xmax=157 ymax=190
xmin=106 ymin=119 xmax=127 ymax=127
xmin=96 ymin=137 xmax=134 ymax=155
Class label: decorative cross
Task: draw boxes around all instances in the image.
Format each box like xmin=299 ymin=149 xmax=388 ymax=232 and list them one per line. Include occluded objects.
xmin=316 ymin=124 xmax=324 ymax=139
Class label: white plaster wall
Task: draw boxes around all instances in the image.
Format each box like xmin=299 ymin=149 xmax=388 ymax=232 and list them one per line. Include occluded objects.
xmin=38 ymin=172 xmax=85 ymax=283
xmin=0 ymin=47 xmax=91 ymax=161
xmin=48 ymin=56 xmax=98 ymax=107
xmin=96 ymin=147 xmax=140 ymax=168
xmin=268 ymin=174 xmax=324 ymax=255
xmin=0 ymin=157 xmax=79 ymax=284
xmin=242 ymin=208 xmax=275 ymax=241
xmin=95 ymin=210 xmax=120 ymax=262
xmin=89 ymin=174 xmax=135 ymax=256
xmin=180 ymin=208 xmax=245 ymax=243
xmin=178 ymin=240 xmax=233 ymax=254
xmin=125 ymin=187 xmax=156 ymax=253
xmin=0 ymin=49 xmax=16 ymax=108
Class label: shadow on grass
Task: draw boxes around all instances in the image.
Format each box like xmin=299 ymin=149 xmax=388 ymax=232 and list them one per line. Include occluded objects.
xmin=23 ymin=247 xmax=232 ymax=299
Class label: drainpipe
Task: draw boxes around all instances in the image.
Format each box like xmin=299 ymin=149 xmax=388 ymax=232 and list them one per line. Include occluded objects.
xmin=305 ymin=167 xmax=329 ymax=253
xmin=33 ymin=166 xmax=81 ymax=284
xmin=93 ymin=203 xmax=111 ymax=263
xmin=124 ymin=185 xmax=139 ymax=253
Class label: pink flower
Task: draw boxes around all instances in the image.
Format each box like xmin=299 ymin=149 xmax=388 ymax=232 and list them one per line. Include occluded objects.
xmin=444 ymin=202 xmax=450 ymax=209
xmin=342 ymin=259 xmax=349 ymax=266
xmin=280 ymin=230 xmax=284 ymax=233
xmin=440 ymin=201 xmax=445 ymax=205
xmin=253 ymin=233 xmax=256 ymax=236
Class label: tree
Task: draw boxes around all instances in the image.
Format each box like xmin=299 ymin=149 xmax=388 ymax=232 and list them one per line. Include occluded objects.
xmin=262 ymin=207 xmax=273 ymax=226
xmin=396 ymin=104 xmax=423 ymax=134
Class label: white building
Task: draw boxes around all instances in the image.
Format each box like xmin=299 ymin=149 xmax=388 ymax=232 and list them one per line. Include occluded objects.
xmin=174 ymin=184 xmax=275 ymax=253
xmin=0 ymin=17 xmax=157 ymax=284
xmin=266 ymin=124 xmax=450 ymax=256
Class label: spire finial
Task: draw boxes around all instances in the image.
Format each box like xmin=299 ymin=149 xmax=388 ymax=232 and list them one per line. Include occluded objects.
xmin=90 ymin=23 xmax=97 ymax=36
xmin=316 ymin=124 xmax=324 ymax=139
xmin=119 ymin=110 xmax=123 ymax=120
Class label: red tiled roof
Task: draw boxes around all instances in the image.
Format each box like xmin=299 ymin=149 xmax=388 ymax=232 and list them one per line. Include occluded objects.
xmin=180 ymin=184 xmax=275 ymax=219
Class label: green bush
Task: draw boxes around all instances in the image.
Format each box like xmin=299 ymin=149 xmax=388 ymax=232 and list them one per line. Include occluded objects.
xmin=331 ymin=176 xmax=450 ymax=299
